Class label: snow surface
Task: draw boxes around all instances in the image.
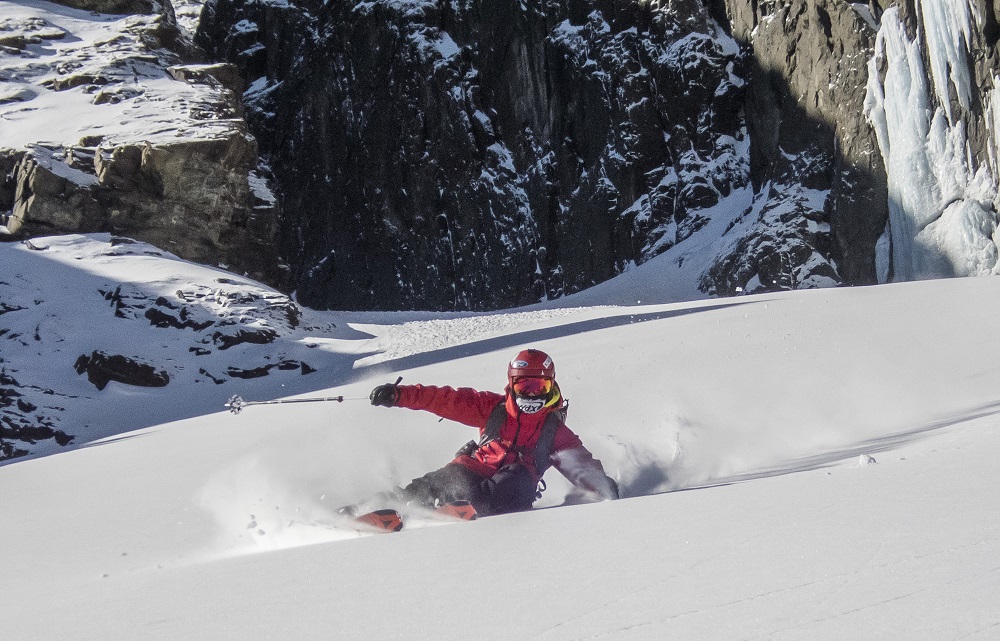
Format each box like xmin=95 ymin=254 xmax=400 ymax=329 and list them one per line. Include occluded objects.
xmin=3 ymin=234 xmax=1000 ymax=639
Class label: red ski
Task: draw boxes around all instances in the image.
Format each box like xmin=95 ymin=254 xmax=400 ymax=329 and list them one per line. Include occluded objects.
xmin=351 ymin=508 xmax=403 ymax=533
xmin=433 ymin=500 xmax=478 ymax=521
xmin=342 ymin=501 xmax=476 ymax=534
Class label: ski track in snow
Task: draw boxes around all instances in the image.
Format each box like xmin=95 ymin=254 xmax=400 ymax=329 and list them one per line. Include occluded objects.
xmin=348 ymin=308 xmax=587 ymax=367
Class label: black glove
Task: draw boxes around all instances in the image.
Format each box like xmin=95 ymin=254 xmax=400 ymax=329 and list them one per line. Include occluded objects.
xmin=370 ymin=383 xmax=399 ymax=407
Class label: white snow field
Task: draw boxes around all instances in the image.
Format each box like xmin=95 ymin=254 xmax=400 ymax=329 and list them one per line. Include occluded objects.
xmin=2 ymin=234 xmax=1000 ymax=640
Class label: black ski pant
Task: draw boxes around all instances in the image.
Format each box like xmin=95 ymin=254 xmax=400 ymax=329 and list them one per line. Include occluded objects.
xmin=400 ymin=462 xmax=538 ymax=516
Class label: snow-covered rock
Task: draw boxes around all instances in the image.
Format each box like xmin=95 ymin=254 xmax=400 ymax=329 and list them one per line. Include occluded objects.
xmin=0 ymin=234 xmax=334 ymax=460
xmin=0 ymin=0 xmax=279 ymax=284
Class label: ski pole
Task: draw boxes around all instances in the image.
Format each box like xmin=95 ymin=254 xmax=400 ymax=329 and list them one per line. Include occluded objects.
xmin=225 ymin=376 xmax=402 ymax=414
xmin=225 ymin=394 xmax=366 ymax=414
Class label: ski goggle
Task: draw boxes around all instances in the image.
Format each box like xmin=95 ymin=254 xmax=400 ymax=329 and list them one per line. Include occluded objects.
xmin=512 ymin=377 xmax=552 ymax=397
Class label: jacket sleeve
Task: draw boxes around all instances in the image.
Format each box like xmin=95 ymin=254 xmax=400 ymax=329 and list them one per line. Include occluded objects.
xmin=549 ymin=426 xmax=619 ymax=500
xmin=393 ymin=384 xmax=503 ymax=429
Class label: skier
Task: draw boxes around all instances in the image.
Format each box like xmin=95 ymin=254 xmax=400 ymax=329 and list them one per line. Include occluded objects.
xmin=365 ymin=348 xmax=619 ymax=517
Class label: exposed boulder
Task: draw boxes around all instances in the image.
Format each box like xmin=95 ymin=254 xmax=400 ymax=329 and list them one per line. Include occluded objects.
xmin=74 ymin=351 xmax=170 ymax=391
xmin=9 ymin=149 xmax=102 ymax=233
xmin=168 ymin=62 xmax=246 ymax=94
xmin=211 ymin=326 xmax=278 ymax=350
xmin=226 ymin=360 xmax=315 ymax=379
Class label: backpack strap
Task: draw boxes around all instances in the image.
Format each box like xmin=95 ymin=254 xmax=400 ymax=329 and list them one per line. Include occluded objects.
xmin=479 ymin=401 xmax=508 ymax=447
xmin=480 ymin=399 xmax=564 ymax=476
xmin=532 ymin=412 xmax=562 ymax=476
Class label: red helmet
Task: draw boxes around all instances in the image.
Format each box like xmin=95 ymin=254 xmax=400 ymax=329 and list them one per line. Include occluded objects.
xmin=508 ymin=349 xmax=555 ymax=383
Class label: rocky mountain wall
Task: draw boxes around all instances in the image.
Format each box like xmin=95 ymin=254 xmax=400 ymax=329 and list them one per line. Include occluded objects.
xmin=9 ymin=0 xmax=1000 ymax=311
xmin=197 ymin=0 xmax=752 ymax=310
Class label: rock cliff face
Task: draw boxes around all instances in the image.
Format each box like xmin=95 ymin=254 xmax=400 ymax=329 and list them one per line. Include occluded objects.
xmin=198 ymin=0 xmax=753 ymax=309
xmin=194 ymin=0 xmax=903 ymax=309
xmin=704 ymin=0 xmax=887 ymax=294
xmin=717 ymin=0 xmax=1000 ymax=288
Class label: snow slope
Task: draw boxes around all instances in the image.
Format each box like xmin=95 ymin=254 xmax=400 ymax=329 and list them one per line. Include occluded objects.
xmin=3 ymin=235 xmax=1000 ymax=639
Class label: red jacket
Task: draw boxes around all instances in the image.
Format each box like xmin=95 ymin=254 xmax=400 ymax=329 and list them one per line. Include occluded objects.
xmin=394 ymin=384 xmax=615 ymax=496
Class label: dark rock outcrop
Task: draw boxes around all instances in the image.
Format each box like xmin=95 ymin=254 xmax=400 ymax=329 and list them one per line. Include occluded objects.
xmin=5 ymin=132 xmax=278 ymax=283
xmin=1 ymin=371 xmax=74 ymax=460
xmin=74 ymin=351 xmax=171 ymax=391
